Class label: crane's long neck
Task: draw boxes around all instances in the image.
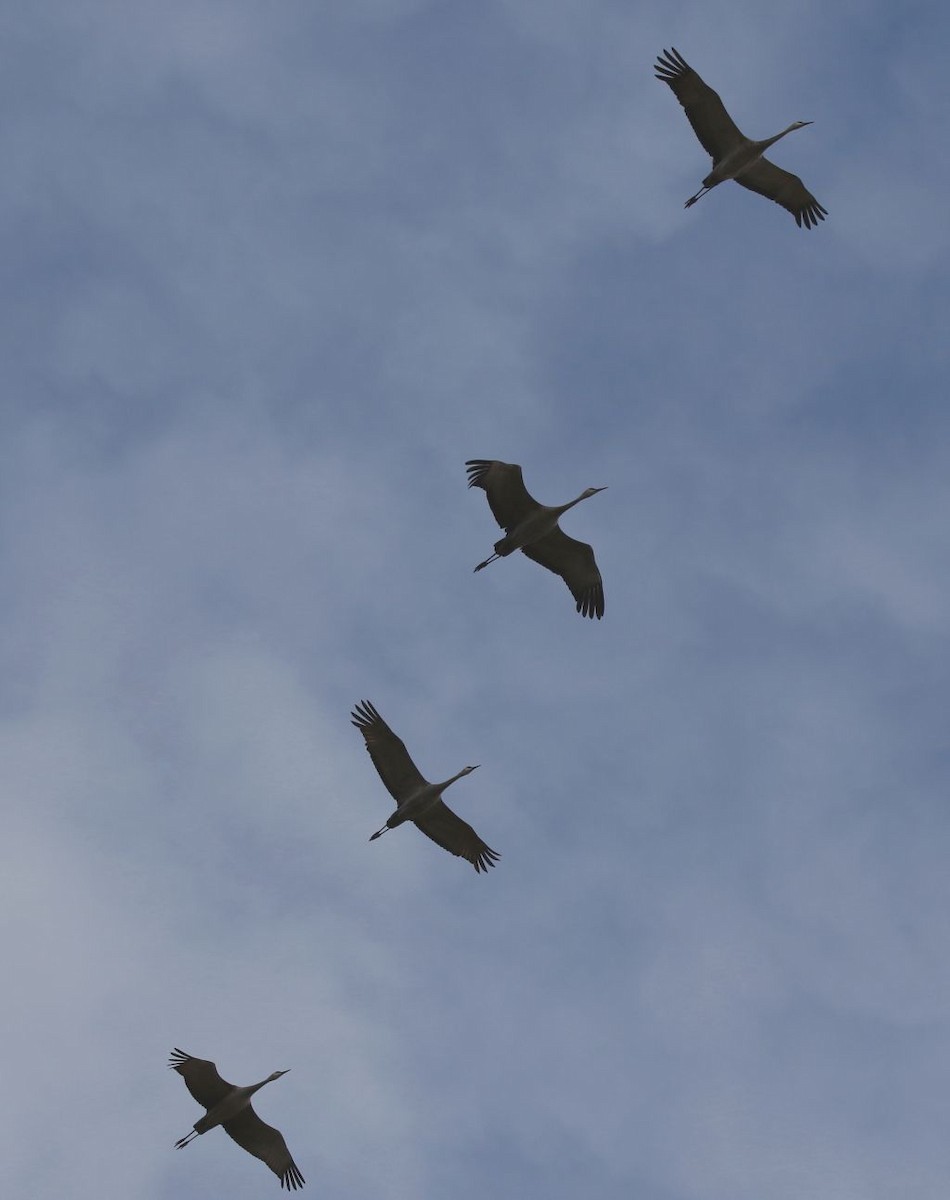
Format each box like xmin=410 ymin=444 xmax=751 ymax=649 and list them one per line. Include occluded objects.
xmin=761 ymin=123 xmax=803 ymax=151
xmin=557 ymin=492 xmax=591 ymax=516
xmin=435 ymin=768 xmax=470 ymax=793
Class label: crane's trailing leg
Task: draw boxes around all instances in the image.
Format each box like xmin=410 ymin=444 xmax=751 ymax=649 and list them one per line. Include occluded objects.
xmin=369 ymin=824 xmax=390 ymax=841
xmin=473 ymin=552 xmax=500 ymax=572
xmin=175 ymin=1130 xmax=199 ymax=1148
xmin=684 ymin=186 xmax=710 ymax=208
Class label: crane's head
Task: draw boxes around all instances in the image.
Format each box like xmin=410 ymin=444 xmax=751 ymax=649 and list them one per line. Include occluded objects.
xmin=461 ymin=765 xmax=480 ymax=776
xmin=789 ymin=120 xmax=813 ymax=130
xmin=267 ymin=1070 xmax=291 ymax=1082
xmin=582 ymin=486 xmax=608 ymax=499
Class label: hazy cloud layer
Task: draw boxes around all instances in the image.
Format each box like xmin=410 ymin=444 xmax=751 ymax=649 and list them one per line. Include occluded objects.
xmin=2 ymin=3 xmax=949 ymax=1199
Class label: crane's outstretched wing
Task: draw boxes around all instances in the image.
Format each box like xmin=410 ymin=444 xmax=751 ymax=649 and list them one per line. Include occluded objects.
xmin=351 ymin=700 xmax=427 ymax=806
xmin=223 ymin=1107 xmax=305 ymax=1191
xmin=169 ymin=1048 xmax=234 ymax=1110
xmin=414 ymin=800 xmax=501 ymax=873
xmin=654 ymin=47 xmax=745 ymax=161
xmin=735 ymin=158 xmax=827 ymax=228
xmin=466 ymin=459 xmax=540 ymax=532
xmin=522 ymin=529 xmax=604 ymax=619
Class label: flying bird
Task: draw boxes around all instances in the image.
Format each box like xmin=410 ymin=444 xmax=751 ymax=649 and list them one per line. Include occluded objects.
xmin=466 ymin=459 xmax=606 ymax=619
xmin=654 ymin=47 xmax=827 ymax=229
xmin=169 ymin=1048 xmax=304 ymax=1190
xmin=352 ymin=699 xmax=500 ymax=872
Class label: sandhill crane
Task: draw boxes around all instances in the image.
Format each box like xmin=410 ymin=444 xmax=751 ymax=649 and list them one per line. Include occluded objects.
xmin=351 ymin=700 xmax=500 ymax=873
xmin=655 ymin=47 xmax=827 ymax=229
xmin=169 ymin=1048 xmax=305 ymax=1191
xmin=466 ymin=459 xmax=606 ymax=619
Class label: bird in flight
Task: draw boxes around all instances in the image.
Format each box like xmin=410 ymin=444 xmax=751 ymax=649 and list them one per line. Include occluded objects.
xmin=655 ymin=46 xmax=827 ymax=228
xmin=169 ymin=1048 xmax=305 ymax=1190
xmin=466 ymin=459 xmax=606 ymax=619
xmin=352 ymin=700 xmax=500 ymax=872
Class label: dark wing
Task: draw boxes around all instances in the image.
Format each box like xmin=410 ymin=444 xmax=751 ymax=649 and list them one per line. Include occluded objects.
xmin=521 ymin=529 xmax=604 ymax=619
xmin=654 ymin=47 xmax=746 ymax=161
xmin=351 ymin=700 xmax=428 ymax=806
xmin=466 ymin=460 xmax=540 ymax=532
xmin=735 ymin=157 xmax=827 ymax=228
xmin=223 ymin=1106 xmax=305 ymax=1191
xmin=414 ymin=799 xmax=501 ymax=873
xmin=169 ymin=1048 xmax=235 ymax=1110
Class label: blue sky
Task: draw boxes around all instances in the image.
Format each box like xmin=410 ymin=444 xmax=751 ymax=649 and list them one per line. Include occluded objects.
xmin=2 ymin=2 xmax=950 ymax=1197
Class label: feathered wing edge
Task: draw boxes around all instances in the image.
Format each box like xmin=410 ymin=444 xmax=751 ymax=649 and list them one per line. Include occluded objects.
xmin=465 ymin=459 xmax=538 ymax=531
xmin=168 ymin=1048 xmax=233 ymax=1109
xmin=351 ymin=700 xmax=427 ymax=804
xmin=735 ymin=158 xmax=827 ymax=228
xmin=222 ymin=1107 xmax=305 ymax=1191
xmin=414 ymin=800 xmax=501 ymax=873
xmin=654 ymin=47 xmax=745 ymax=162
xmin=521 ymin=531 xmax=605 ymax=619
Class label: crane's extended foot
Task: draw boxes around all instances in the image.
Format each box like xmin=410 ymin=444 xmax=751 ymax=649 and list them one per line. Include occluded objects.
xmin=369 ymin=826 xmax=388 ymax=841
xmin=474 ymin=554 xmax=499 ymax=572
xmin=684 ymin=187 xmax=708 ymax=208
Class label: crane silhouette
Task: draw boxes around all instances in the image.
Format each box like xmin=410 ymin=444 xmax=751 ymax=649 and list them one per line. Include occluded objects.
xmin=466 ymin=459 xmax=606 ymax=619
xmin=352 ymin=700 xmax=500 ymax=872
xmin=169 ymin=1048 xmax=304 ymax=1190
xmin=655 ymin=47 xmax=827 ymax=229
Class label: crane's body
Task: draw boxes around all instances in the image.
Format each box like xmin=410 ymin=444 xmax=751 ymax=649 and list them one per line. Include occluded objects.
xmin=655 ymin=47 xmax=827 ymax=229
xmin=352 ymin=700 xmax=500 ymax=873
xmin=371 ymin=772 xmax=473 ymax=835
xmin=695 ymin=127 xmax=809 ymax=196
xmin=169 ymin=1049 xmax=305 ymax=1191
xmin=478 ymin=499 xmax=583 ymax=564
xmin=180 ymin=1079 xmax=271 ymax=1138
xmin=466 ymin=459 xmax=606 ymax=619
